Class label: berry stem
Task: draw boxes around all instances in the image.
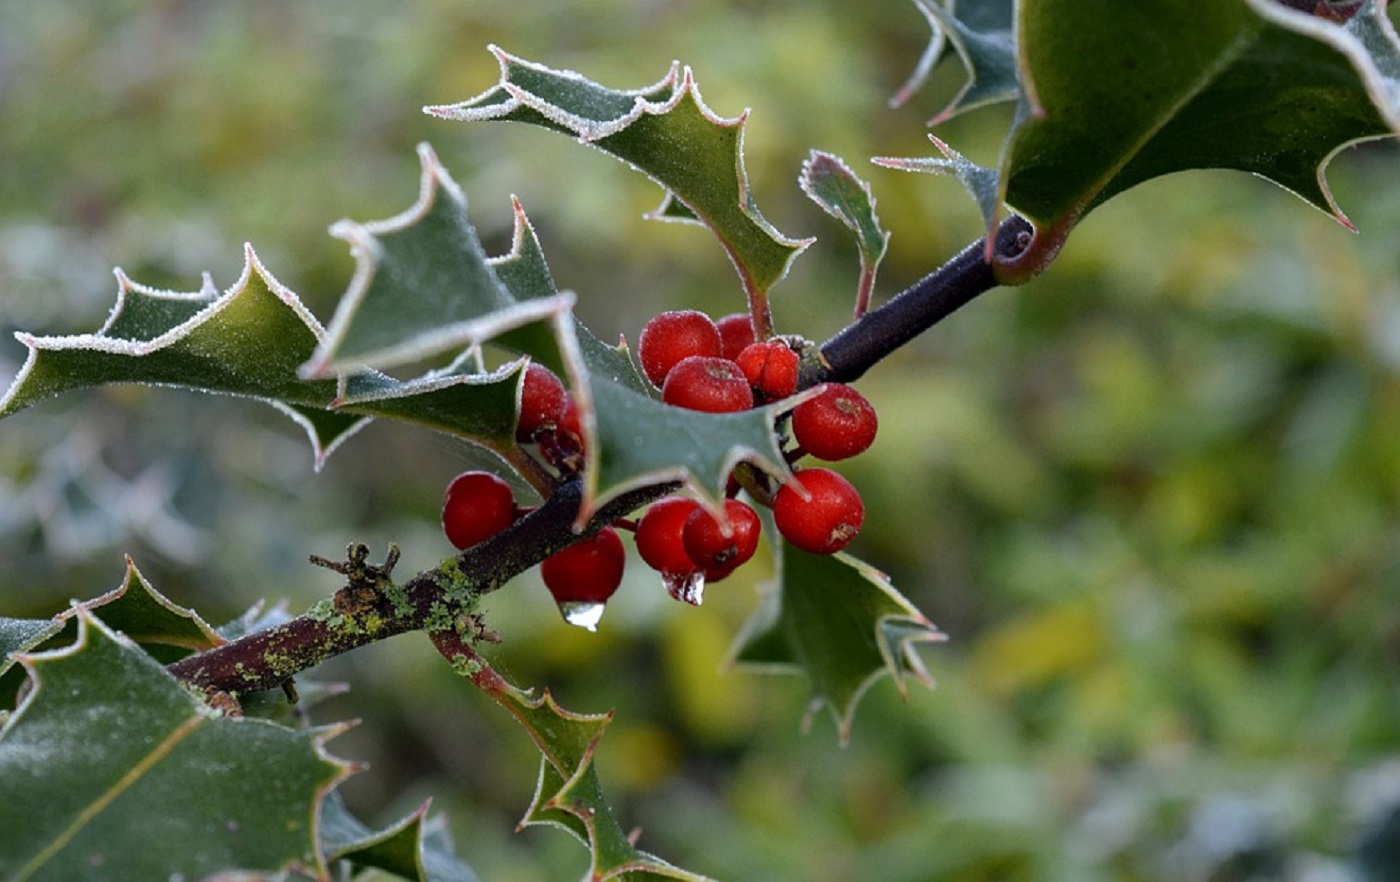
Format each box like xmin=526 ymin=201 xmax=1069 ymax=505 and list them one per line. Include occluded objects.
xmin=806 ymin=214 xmax=1032 ymax=385
xmin=853 ymin=262 xmax=876 ymax=319
xmin=746 ymin=282 xmax=774 ymax=342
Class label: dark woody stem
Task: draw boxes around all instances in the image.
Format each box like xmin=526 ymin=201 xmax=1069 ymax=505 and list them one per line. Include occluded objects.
xmin=168 ymin=477 xmax=676 ymax=696
xmin=805 ymin=214 xmax=1032 ymax=385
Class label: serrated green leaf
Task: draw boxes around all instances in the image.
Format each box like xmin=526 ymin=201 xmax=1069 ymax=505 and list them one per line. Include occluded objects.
xmin=304 ymin=143 xmax=576 ymax=377
xmin=0 ymin=610 xmax=352 ymax=880
xmin=523 ymin=758 xmax=712 ymax=882
xmin=61 ymin=556 xmax=223 ymax=660
xmin=0 ymin=246 xmax=366 ymax=469
xmin=875 ymin=134 xmax=1003 ymax=239
xmin=293 ymin=142 xmax=655 ymax=502
xmin=426 ymin=47 xmax=812 ymax=333
xmin=998 ymin=0 xmax=1400 ymax=277
xmin=436 ymin=634 xmax=716 ymax=881
xmin=588 ymin=375 xmax=792 ymax=516
xmin=99 ymin=270 xmax=219 ymax=341
xmin=1 ymin=246 xmax=339 ymax=414
xmin=730 ymin=547 xmax=946 ymax=744
xmin=321 ymin=791 xmax=479 ymax=882
xmin=272 ymin=402 xmax=374 ymax=472
xmin=0 ymin=152 xmax=600 ymax=475
xmin=0 ymin=617 xmax=62 ymax=682
xmin=338 ymin=362 xmax=523 ymax=450
xmin=896 ymin=0 xmax=1020 ymax=121
xmin=886 ymin=0 xmax=1400 ymax=282
xmin=799 ymin=150 xmax=890 ymax=300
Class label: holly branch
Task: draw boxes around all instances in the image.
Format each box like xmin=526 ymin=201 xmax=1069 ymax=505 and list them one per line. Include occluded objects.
xmin=165 ymin=218 xmax=1016 ymax=698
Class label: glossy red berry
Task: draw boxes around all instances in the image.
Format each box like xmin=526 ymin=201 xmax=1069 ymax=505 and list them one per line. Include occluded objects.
xmin=682 ymin=499 xmax=761 ymax=570
xmin=790 ymin=383 xmax=878 ymax=461
xmin=637 ymin=310 xmax=722 ymax=387
xmin=541 ymin=527 xmax=626 ymax=604
xmin=442 ymin=471 xmax=517 ymax=550
xmin=661 ymin=356 xmax=755 ymax=413
xmin=635 ymin=496 xmax=702 ymax=575
xmin=735 ymin=340 xmax=799 ymax=401
xmin=703 ymin=565 xmax=737 ymax=584
xmin=516 ymin=362 xmax=568 ymax=442
xmin=773 ymin=468 xmax=864 ymax=555
xmin=557 ymin=394 xmax=583 ymax=447
xmin=715 ymin=312 xmax=757 ymax=362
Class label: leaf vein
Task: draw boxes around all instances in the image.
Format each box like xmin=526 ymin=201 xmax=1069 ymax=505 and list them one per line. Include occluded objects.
xmin=16 ymin=713 xmax=206 ymax=879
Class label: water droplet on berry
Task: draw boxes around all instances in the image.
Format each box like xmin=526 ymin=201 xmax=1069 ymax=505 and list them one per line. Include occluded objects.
xmin=556 ymin=600 xmax=607 ymax=631
xmin=663 ymin=570 xmax=706 ymax=606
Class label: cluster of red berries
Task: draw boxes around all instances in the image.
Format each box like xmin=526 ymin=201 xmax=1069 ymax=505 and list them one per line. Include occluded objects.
xmin=439 ymin=308 xmax=878 ymax=628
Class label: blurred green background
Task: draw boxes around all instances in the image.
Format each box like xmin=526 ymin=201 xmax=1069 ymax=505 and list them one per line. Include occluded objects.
xmin=4 ymin=2 xmax=1400 ymax=879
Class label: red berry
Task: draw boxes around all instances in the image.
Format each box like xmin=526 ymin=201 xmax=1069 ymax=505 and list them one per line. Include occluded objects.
xmin=703 ymin=565 xmax=737 ymax=584
xmin=516 ymin=362 xmax=568 ymax=442
xmin=557 ymin=394 xmax=583 ymax=447
xmin=735 ymin=340 xmax=799 ymax=401
xmin=541 ymin=527 xmax=626 ymax=604
xmin=715 ymin=312 xmax=757 ymax=362
xmin=637 ymin=310 xmax=722 ymax=387
xmin=773 ymin=468 xmax=864 ymax=555
xmin=682 ymin=499 xmax=761 ymax=570
xmin=635 ymin=496 xmax=702 ymax=575
xmin=661 ymin=356 xmax=755 ymax=413
xmin=790 ymin=383 xmax=878 ymax=461
xmin=442 ymin=471 xmax=517 ymax=550
xmin=534 ymin=392 xmax=586 ymax=473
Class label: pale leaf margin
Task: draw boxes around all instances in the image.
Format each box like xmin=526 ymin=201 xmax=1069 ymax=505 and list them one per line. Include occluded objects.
xmin=5 ymin=608 xmax=357 ymax=880
xmin=730 ymin=549 xmax=948 ymax=746
xmin=0 ymin=245 xmax=369 ymax=472
xmin=424 ymin=46 xmax=813 ymax=336
xmin=1245 ymin=0 xmax=1400 ymax=228
xmin=874 ymin=134 xmax=1002 ymax=238
xmin=304 ymin=142 xmax=579 ymax=378
xmin=910 ymin=0 xmax=1025 ymax=125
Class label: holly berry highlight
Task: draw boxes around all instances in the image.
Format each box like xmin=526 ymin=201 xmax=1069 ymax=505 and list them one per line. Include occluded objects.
xmin=440 ymin=308 xmax=878 ymax=629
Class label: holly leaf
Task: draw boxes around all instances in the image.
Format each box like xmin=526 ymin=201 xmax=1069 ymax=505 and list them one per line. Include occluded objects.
xmin=587 ymin=375 xmax=793 ymax=517
xmin=0 ymin=609 xmax=353 ymax=880
xmin=0 ymin=616 xmax=62 ymax=682
xmin=886 ymin=0 xmax=1400 ymax=283
xmin=0 ymin=243 xmax=370 ymax=470
xmin=425 ymin=46 xmax=812 ymax=332
xmin=1000 ymin=0 xmax=1400 ymax=275
xmin=0 ymin=140 xmax=792 ymax=519
xmin=303 ymin=143 xmax=579 ymax=377
xmin=0 ymin=245 xmax=338 ymax=410
xmin=58 ymin=556 xmax=224 ymax=662
xmin=435 ymin=635 xmax=716 ymax=881
xmin=1 ymin=617 xmax=65 ymax=725
xmin=306 ymin=143 xmax=786 ymax=516
xmin=893 ymin=0 xmax=1020 ymax=121
xmin=0 ymin=145 xmax=598 ymax=476
xmin=730 ymin=547 xmax=947 ymax=744
xmin=320 ymin=791 xmax=479 ymax=882
xmin=799 ymin=150 xmax=890 ymax=314
xmin=875 ymin=135 xmax=1002 ymax=234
